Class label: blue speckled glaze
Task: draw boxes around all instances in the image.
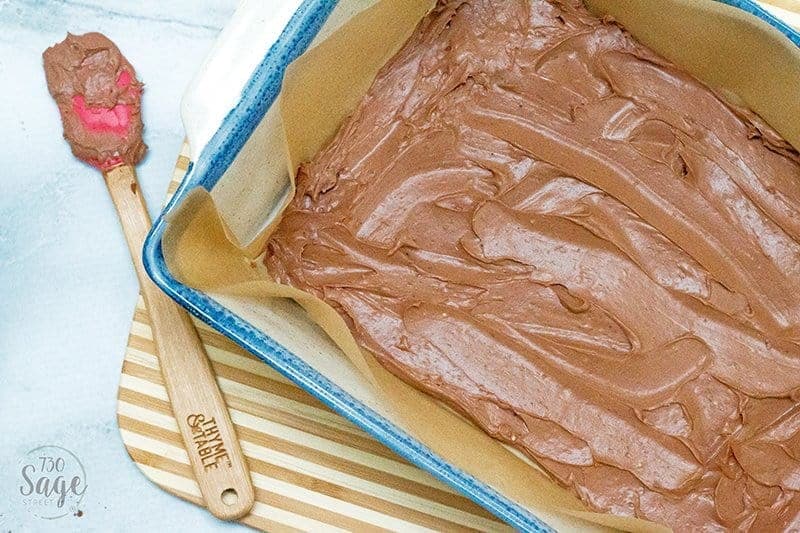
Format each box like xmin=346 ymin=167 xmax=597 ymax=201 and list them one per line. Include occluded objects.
xmin=143 ymin=1 xmax=800 ymax=530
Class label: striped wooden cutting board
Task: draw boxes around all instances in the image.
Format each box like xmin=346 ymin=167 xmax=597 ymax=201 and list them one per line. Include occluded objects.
xmin=116 ymin=144 xmax=512 ymax=532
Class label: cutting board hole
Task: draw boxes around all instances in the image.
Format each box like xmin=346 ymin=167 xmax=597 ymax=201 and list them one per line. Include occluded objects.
xmin=221 ymin=488 xmax=238 ymax=505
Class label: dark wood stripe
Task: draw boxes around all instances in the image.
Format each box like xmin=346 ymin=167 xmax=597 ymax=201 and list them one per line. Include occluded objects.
xmin=118 ymin=379 xmax=171 ymax=412
xmin=121 ymin=358 xmax=165 ymax=386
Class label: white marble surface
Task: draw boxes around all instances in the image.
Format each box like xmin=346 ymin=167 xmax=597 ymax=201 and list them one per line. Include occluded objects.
xmin=0 ymin=1 xmax=252 ymax=531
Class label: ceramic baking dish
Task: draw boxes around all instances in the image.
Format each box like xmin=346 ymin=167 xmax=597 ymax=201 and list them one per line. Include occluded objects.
xmin=143 ymin=1 xmax=800 ymax=530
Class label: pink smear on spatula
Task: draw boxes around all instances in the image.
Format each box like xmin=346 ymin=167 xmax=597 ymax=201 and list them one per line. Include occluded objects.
xmin=43 ymin=32 xmax=147 ymax=171
xmin=72 ymin=72 xmax=133 ymax=135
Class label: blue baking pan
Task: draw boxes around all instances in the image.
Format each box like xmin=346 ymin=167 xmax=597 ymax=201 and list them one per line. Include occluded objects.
xmin=142 ymin=1 xmax=800 ymax=530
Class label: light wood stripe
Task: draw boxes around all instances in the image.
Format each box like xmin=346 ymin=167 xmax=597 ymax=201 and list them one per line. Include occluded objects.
xmin=130 ymin=320 xmax=153 ymax=340
xmin=117 ymin=143 xmax=510 ymax=531
xmin=119 ymin=403 xmax=178 ymax=431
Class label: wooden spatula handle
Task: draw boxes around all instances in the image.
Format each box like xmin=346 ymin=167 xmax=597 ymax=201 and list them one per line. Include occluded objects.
xmin=104 ymin=165 xmax=254 ymax=520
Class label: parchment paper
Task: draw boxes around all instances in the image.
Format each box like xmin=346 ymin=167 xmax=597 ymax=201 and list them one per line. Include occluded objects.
xmin=162 ymin=1 xmax=800 ymax=530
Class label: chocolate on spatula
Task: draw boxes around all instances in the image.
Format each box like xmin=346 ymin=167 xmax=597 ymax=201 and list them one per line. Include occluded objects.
xmin=43 ymin=32 xmax=146 ymax=170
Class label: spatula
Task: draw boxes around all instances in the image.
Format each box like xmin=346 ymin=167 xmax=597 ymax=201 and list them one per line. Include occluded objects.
xmin=43 ymin=32 xmax=254 ymax=520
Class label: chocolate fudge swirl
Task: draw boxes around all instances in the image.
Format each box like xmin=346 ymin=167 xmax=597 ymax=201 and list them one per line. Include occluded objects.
xmin=265 ymin=1 xmax=800 ymax=529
